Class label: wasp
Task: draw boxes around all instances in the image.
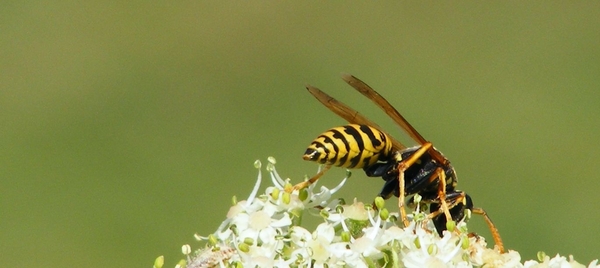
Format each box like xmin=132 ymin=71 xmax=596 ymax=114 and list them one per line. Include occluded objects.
xmin=294 ymin=74 xmax=504 ymax=253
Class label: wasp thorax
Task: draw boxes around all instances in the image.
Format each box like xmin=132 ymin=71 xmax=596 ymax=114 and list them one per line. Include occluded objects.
xmin=303 ymin=124 xmax=393 ymax=169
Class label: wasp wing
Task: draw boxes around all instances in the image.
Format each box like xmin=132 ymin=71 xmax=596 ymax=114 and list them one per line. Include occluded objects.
xmin=341 ymin=74 xmax=450 ymax=164
xmin=341 ymin=74 xmax=428 ymax=145
xmin=306 ymin=84 xmax=406 ymax=151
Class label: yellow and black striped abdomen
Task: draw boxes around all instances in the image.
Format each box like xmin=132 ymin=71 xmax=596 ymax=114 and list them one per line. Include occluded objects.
xmin=303 ymin=124 xmax=393 ymax=169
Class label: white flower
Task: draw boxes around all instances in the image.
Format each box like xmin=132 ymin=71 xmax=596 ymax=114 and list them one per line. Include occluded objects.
xmin=236 ymin=210 xmax=291 ymax=245
xmin=162 ymin=157 xmax=600 ymax=268
xmin=350 ymin=206 xmax=384 ymax=259
xmin=523 ymin=253 xmax=600 ymax=268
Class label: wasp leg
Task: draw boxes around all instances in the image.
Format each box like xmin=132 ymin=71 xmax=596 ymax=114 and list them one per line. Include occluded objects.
xmin=427 ymin=191 xmax=468 ymax=234
xmin=290 ymin=165 xmax=332 ymax=192
xmin=434 ymin=167 xmax=454 ymax=227
xmin=406 ymin=168 xmax=455 ymax=234
xmin=396 ymin=142 xmax=434 ymax=227
xmin=428 ymin=192 xmax=505 ymax=254
xmin=398 ymin=169 xmax=409 ymax=227
xmin=471 ymin=207 xmax=505 ymax=253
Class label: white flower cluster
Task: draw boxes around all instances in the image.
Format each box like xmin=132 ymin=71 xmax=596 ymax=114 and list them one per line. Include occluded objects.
xmin=153 ymin=157 xmax=599 ymax=268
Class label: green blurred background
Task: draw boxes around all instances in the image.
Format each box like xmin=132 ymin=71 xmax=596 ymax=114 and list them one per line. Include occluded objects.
xmin=2 ymin=2 xmax=600 ymax=267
